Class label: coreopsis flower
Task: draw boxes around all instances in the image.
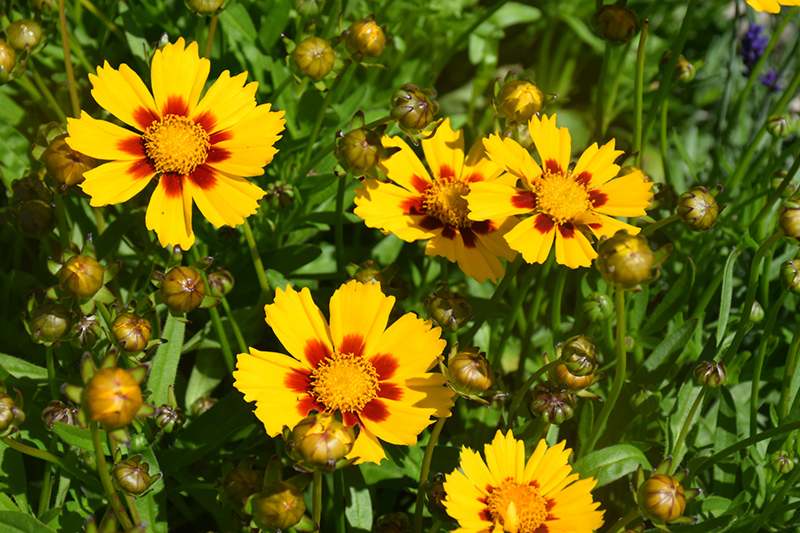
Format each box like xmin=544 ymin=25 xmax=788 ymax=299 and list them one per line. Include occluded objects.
xmin=443 ymin=431 xmax=604 ymax=533
xmin=747 ymin=0 xmax=800 ymax=14
xmin=466 ymin=114 xmax=653 ymax=268
xmin=233 ymin=280 xmax=454 ymax=465
xmin=66 ymin=38 xmax=286 ymax=250
xmin=354 ymin=118 xmax=518 ymax=283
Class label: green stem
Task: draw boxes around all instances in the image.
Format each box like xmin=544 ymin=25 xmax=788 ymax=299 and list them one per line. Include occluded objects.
xmin=37 ymin=437 xmax=58 ymax=517
xmin=45 ymin=346 xmax=59 ymax=399
xmin=583 ymin=286 xmax=626 ymax=456
xmin=506 ymin=360 xmax=563 ymax=426
xmin=209 ymin=306 xmax=234 ymax=373
xmin=633 ymin=20 xmax=648 ymax=166
xmin=77 ymin=0 xmax=124 ymax=40
xmin=90 ymin=422 xmax=133 ymax=530
xmin=749 ymin=141 xmax=800 ymax=232
xmin=596 ymin=43 xmax=612 ymax=142
xmin=221 ymin=296 xmax=248 ymax=354
xmin=413 ymin=416 xmax=447 ymax=533
xmin=58 ymin=0 xmax=80 ymax=117
xmin=52 ymin=193 xmax=71 ymax=250
xmin=302 ymin=61 xmax=352 ymax=167
xmin=671 ymin=389 xmax=705 ymax=472
xmin=242 ymin=219 xmax=270 ymax=304
xmin=203 ymin=15 xmax=218 ymax=59
xmin=312 ymin=469 xmax=322 ymax=525
xmin=271 ymin=74 xmax=293 ymax=99
xmin=28 ymin=64 xmax=67 ymax=123
xmin=124 ymin=494 xmax=142 ymax=526
xmin=747 ymin=462 xmax=800 ymax=533
xmin=92 ymin=207 xmax=106 ymax=235
xmin=778 ymin=316 xmax=800 ymax=421
xmin=96 ymin=301 xmax=114 ymax=330
xmin=333 ymin=469 xmax=345 ymax=533
xmin=606 ymin=509 xmax=641 ymax=533
xmin=751 ymin=290 xmax=789 ymax=436
xmin=1 ymin=436 xmax=98 ymax=488
xmin=660 ymin=97 xmax=673 ymax=188
xmin=721 ymin=231 xmax=784 ymax=365
xmin=551 ymin=267 xmax=567 ymax=337
xmin=427 ymin=519 xmax=442 ymax=533
xmin=464 ymin=255 xmax=524 ymax=347
xmin=640 ymin=213 xmax=680 ymax=238
xmin=334 ymin=175 xmax=347 ymax=272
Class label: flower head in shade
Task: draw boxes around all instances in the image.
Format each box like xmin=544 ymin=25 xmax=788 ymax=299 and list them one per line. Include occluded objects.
xmin=354 ymin=119 xmax=518 ymax=283
xmin=443 ymin=431 xmax=604 ymax=533
xmin=465 ymin=114 xmax=652 ymax=268
xmin=66 ymin=38 xmax=286 ymax=250
xmin=233 ymin=280 xmax=454 ymax=465
xmin=747 ymin=0 xmax=800 ymax=13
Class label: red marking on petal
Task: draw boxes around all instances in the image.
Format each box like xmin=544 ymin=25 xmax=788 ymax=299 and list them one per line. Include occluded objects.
xmin=466 ymin=172 xmax=484 ymax=183
xmin=589 ymin=189 xmax=608 ymax=208
xmin=342 ymin=412 xmax=359 ymax=427
xmin=370 ymin=354 xmax=398 ymax=380
xmin=401 ymin=197 xmax=425 ymax=215
xmin=133 ymin=107 xmax=158 ymax=131
xmin=162 ymin=96 xmax=188 ymax=117
xmin=440 ymin=165 xmax=454 ymax=179
xmin=210 ymin=130 xmax=232 ymax=144
xmin=531 ymin=526 xmax=550 ymax=533
xmin=479 ymin=509 xmax=492 ymax=522
xmin=296 ymin=395 xmax=323 ymax=417
xmin=194 ymin=111 xmax=216 ymax=133
xmin=284 ymin=370 xmax=311 ymax=393
xmin=471 ymin=220 xmax=493 ymax=235
xmin=378 ymin=382 xmax=402 ymax=401
xmin=534 ymin=214 xmax=555 ymax=234
xmin=441 ymin=225 xmax=456 ymax=239
xmin=575 ymin=171 xmax=592 ymax=187
xmin=511 ymin=190 xmax=537 ymax=210
xmin=460 ymin=227 xmax=477 ymax=248
xmin=128 ymin=159 xmax=155 ymax=180
xmin=410 ymin=174 xmax=429 ymax=194
xmin=188 ymin=165 xmax=216 ymax=190
xmin=588 ymin=223 xmax=602 ymax=230
xmin=360 ymin=399 xmax=389 ymax=422
xmin=206 ymin=148 xmax=231 ymax=164
xmin=529 ymin=480 xmax=540 ymax=489
xmin=545 ymin=159 xmax=561 ymax=174
xmin=545 ymin=498 xmax=555 ymax=512
xmin=339 ymin=334 xmax=365 ymax=356
xmin=118 ymin=136 xmax=145 ymax=157
xmin=558 ymin=223 xmax=576 ymax=238
xmin=304 ymin=339 xmax=331 ymax=368
xmin=161 ymin=173 xmax=183 ymax=198
xmin=419 ymin=216 xmax=443 ymax=231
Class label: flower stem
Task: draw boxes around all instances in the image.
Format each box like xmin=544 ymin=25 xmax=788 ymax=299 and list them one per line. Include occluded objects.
xmin=28 ymin=63 xmax=68 ymax=123
xmin=633 ymin=20 xmax=648 ymax=166
xmin=464 ymin=255 xmax=524 ymax=348
xmin=1 ymin=436 xmax=98 ymax=488
xmin=221 ymin=296 xmax=248 ymax=354
xmin=242 ymin=219 xmax=271 ymax=305
xmin=334 ymin=174 xmax=347 ymax=271
xmin=37 ymin=437 xmax=58 ymax=517
xmin=751 ymin=290 xmax=789 ymax=436
xmin=52 ymin=193 xmax=72 ymax=250
xmin=90 ymin=422 xmax=133 ymax=530
xmin=670 ymin=388 xmax=705 ymax=473
xmin=640 ymin=213 xmax=680 ymax=238
xmin=427 ymin=519 xmax=442 ymax=533
xmin=58 ymin=0 xmax=81 ymax=117
xmin=124 ymin=494 xmax=142 ymax=526
xmin=312 ymin=468 xmax=323 ymax=525
xmin=45 ymin=346 xmax=59 ymax=399
xmin=747 ymin=462 xmax=800 ymax=533
xmin=606 ymin=509 xmax=641 ymax=533
xmin=779 ymin=316 xmax=800 ymax=421
xmin=583 ymin=285 xmax=626 ymax=456
xmin=595 ymin=43 xmax=611 ymax=142
xmin=413 ymin=416 xmax=447 ymax=533
xmin=302 ymin=61 xmax=353 ymax=167
xmin=551 ymin=267 xmax=567 ymax=337
xmin=506 ymin=359 xmax=563 ymax=426
xmin=204 ymin=15 xmax=219 ymax=59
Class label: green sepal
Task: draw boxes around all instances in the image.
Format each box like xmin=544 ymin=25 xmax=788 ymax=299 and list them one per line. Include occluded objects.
xmin=635 ymin=463 xmax=646 ymax=490
xmin=672 ymin=468 xmax=688 ymax=483
xmin=135 ymin=404 xmax=156 ymax=418
xmin=199 ymin=295 xmax=221 ymax=309
xmin=107 ymin=427 xmax=130 ymax=447
xmin=103 ymin=260 xmax=121 ymax=284
xmin=165 ymin=247 xmax=183 ymax=271
xmin=80 ymin=353 xmax=97 ymax=384
xmin=47 ymin=257 xmax=62 ymax=276
xmin=128 ymin=364 xmax=149 ymax=384
xmin=264 ymin=455 xmax=282 ymax=487
xmin=166 ymin=385 xmax=178 ymax=409
xmin=684 ymin=487 xmax=701 ymax=502
xmin=668 ymin=516 xmax=697 ymax=525
xmin=293 ymin=514 xmax=319 ymax=533
xmin=79 ymin=298 xmax=96 ymax=316
xmin=654 ymin=456 xmax=673 ymax=476
xmin=31 ymin=143 xmax=46 ymax=161
xmin=62 ymin=383 xmax=83 ymax=404
xmin=99 ymin=352 xmax=117 ymax=370
xmin=189 ymin=256 xmax=213 ymax=272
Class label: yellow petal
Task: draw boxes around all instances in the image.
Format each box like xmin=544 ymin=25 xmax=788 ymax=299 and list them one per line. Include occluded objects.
xmin=554 ymin=226 xmax=596 ymax=268
xmin=192 ymin=71 xmax=257 ymax=134
xmin=421 ymin=118 xmax=465 ymax=180
xmin=328 ymin=280 xmax=394 ymax=358
xmin=354 ymin=179 xmax=436 ymax=242
xmin=150 ymin=38 xmax=210 ymax=117
xmin=89 ymin=62 xmax=159 ymax=131
xmin=465 ymin=181 xmax=531 ymax=221
xmin=463 ymin=136 xmax=505 ymax=182
xmin=372 ymin=313 xmax=445 ymax=378
xmin=207 ymin=103 xmax=286 ymax=177
xmin=360 ymin=397 xmax=438 ymax=446
xmin=591 ymin=174 xmax=653 ymax=217
xmin=348 ymin=424 xmax=387 ymax=465
xmin=265 ymin=285 xmax=333 ymax=367
xmin=80 ymin=160 xmax=154 ymax=206
xmin=183 ymin=166 xmax=264 ymax=228
xmin=66 ymin=112 xmax=145 ymax=161
xmin=572 ymin=139 xmax=623 ymax=189
xmin=529 ymin=113 xmax=571 ymax=174
xmin=483 ymin=134 xmax=542 ymax=187
xmin=145 ymin=174 xmax=195 ymax=250
xmin=504 ymin=215 xmax=555 ymax=264
xmin=378 ymin=135 xmax=433 ymax=193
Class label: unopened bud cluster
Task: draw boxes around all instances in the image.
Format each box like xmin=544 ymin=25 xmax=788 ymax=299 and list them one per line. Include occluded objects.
xmin=425 ymin=286 xmax=471 ymax=332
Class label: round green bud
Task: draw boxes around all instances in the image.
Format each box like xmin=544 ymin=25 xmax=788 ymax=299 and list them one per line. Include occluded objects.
xmin=184 ymin=0 xmax=225 ymax=15
xmin=596 ymin=231 xmax=657 ymax=290
xmin=750 ymin=300 xmax=765 ymax=323
xmin=446 ymin=347 xmax=494 ymax=395
xmin=337 ymin=128 xmax=383 ymax=172
xmin=561 ymin=335 xmax=599 ymax=376
xmin=293 ymin=36 xmax=335 ymax=80
xmin=781 ymin=259 xmax=800 ymax=293
xmin=582 ymin=292 xmax=614 ymax=322
xmin=592 ymin=4 xmax=639 ymax=44
xmin=44 ymin=134 xmax=98 ymax=189
xmin=161 ymin=266 xmax=206 ymax=313
xmin=0 ymin=39 xmax=16 ymax=83
xmin=58 ymin=255 xmax=105 ymax=299
xmin=424 ymin=287 xmax=471 ymax=333
xmin=677 ymin=186 xmax=719 ymax=231
xmin=223 ymin=466 xmax=262 ymax=507
xmin=637 ymin=474 xmax=687 ymax=523
xmin=5 ymin=19 xmax=43 ymax=50
xmin=291 ymin=412 xmax=356 ymax=465
xmin=31 ymin=302 xmax=73 ymax=342
xmin=391 ymin=84 xmax=439 ymax=132
xmin=42 ymin=400 xmax=77 ymax=430
xmin=779 ymin=200 xmax=800 ymax=243
xmin=154 ymin=405 xmax=185 ymax=433
xmin=344 ymin=18 xmax=385 ymax=60
xmin=265 ymin=181 xmax=295 ymax=210
xmin=113 ymin=458 xmax=152 ymax=495
xmin=112 ymin=313 xmax=152 ymax=353
xmin=770 ymin=450 xmax=794 ymax=475
xmin=496 ymin=80 xmax=544 ymax=122
xmin=693 ymin=360 xmax=727 ymax=388
xmin=16 ymin=199 xmax=56 ymax=238
xmin=529 ymin=385 xmax=575 ymax=425
xmin=255 ymin=481 xmax=306 ymax=531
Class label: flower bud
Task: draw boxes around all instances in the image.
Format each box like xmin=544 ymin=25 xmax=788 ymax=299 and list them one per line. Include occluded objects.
xmin=351 ymin=260 xmax=388 ymax=285
xmin=592 ymin=4 xmax=639 ymax=43
xmin=5 ymin=19 xmax=43 ymax=50
xmin=637 ymin=474 xmax=686 ymax=523
xmin=31 ymin=0 xmax=57 ymax=13
xmin=674 ymin=55 xmax=695 ymax=84
xmin=161 ymin=266 xmax=206 ymax=313
xmin=496 ymin=80 xmax=544 ymax=122
xmin=767 ymin=114 xmax=800 ymax=138
xmin=553 ymin=364 xmax=602 ymax=391
xmin=58 ymin=255 xmax=105 ymax=299
xmin=677 ymin=186 xmax=720 ymax=231
xmin=529 ymin=385 xmax=575 ymax=425
xmin=44 ymin=134 xmax=98 ymax=189
xmin=265 ymin=181 xmax=295 ymax=210
xmin=446 ymin=347 xmax=494 ymax=395
xmin=629 ymin=387 xmax=661 ymax=414
xmin=561 ymin=335 xmax=599 ymax=376
xmin=582 ymin=292 xmax=614 ymax=322
xmin=223 ymin=466 xmax=262 ymax=506
xmin=344 ymin=18 xmax=386 ymax=60
xmin=596 ymin=231 xmax=665 ymax=290
xmin=295 ymin=0 xmax=321 ymax=17
xmin=255 ymin=481 xmax=306 ymax=531
xmin=190 ymin=395 xmax=217 ymax=416
xmin=770 ymin=450 xmax=794 ymax=475
xmin=772 ymin=172 xmax=798 ymax=198
xmin=779 ymin=200 xmax=800 ymax=242
xmin=113 ymin=457 xmax=152 ymax=495
xmin=425 ymin=287 xmax=471 ymax=332
xmin=391 ymin=84 xmax=439 ymax=132
xmin=337 ymin=127 xmax=383 ymax=172
xmin=112 ymin=313 xmax=152 ymax=353
xmin=375 ymin=513 xmax=411 ymax=533
xmin=16 ymin=199 xmax=56 ymax=237
xmin=207 ymin=267 xmax=234 ymax=297
xmin=42 ymin=400 xmax=77 ymax=430
xmin=155 ymin=405 xmax=185 ymax=433
xmin=0 ymin=39 xmax=15 ymax=83
xmin=71 ymin=314 xmax=102 ymax=348
xmin=86 ymin=368 xmax=144 ymax=428
xmin=781 ymin=259 xmax=800 ymax=293
xmin=425 ymin=473 xmax=453 ymax=524
xmin=185 ymin=0 xmax=225 ymax=15
xmin=31 ymin=302 xmax=73 ymax=342
xmin=750 ymin=300 xmax=764 ymax=323
xmin=293 ymin=36 xmax=335 ymax=80
xmin=291 ymin=412 xmax=356 ymax=465
xmin=0 ymin=392 xmax=25 ymax=436
xmin=693 ymin=360 xmax=727 ymax=388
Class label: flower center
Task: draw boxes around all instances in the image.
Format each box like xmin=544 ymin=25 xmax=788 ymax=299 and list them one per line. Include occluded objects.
xmin=423 ymin=177 xmax=471 ymax=228
xmin=533 ymin=171 xmax=591 ymax=225
xmin=143 ymin=114 xmax=210 ymax=176
xmin=486 ymin=479 xmax=548 ymax=533
xmin=310 ymin=351 xmax=379 ymax=413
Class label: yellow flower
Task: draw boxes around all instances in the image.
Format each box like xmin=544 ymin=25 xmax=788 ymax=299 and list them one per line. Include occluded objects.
xmin=233 ymin=280 xmax=454 ymax=465
xmin=747 ymin=0 xmax=800 ymax=13
xmin=443 ymin=431 xmax=604 ymax=533
xmin=354 ymin=119 xmax=518 ymax=283
xmin=466 ymin=114 xmax=652 ymax=268
xmin=66 ymin=38 xmax=286 ymax=250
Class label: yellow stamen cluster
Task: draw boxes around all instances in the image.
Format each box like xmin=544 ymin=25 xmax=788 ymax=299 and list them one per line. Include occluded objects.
xmin=533 ymin=172 xmax=591 ymax=225
xmin=423 ymin=176 xmax=472 ymax=228
xmin=486 ymin=480 xmax=548 ymax=533
xmin=143 ymin=114 xmax=210 ymax=176
xmin=310 ymin=351 xmax=379 ymax=412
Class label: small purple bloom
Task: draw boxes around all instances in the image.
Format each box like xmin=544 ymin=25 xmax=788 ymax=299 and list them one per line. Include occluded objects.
xmin=740 ymin=23 xmax=769 ymax=77
xmin=761 ymin=69 xmax=783 ymax=92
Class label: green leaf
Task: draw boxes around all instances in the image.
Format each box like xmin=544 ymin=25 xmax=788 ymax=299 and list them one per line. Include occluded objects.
xmin=52 ymin=423 xmax=110 ymax=455
xmin=668 ymin=382 xmax=702 ymax=468
xmin=147 ymin=313 xmax=186 ymax=407
xmin=0 ymin=353 xmax=48 ymax=381
xmin=134 ymin=444 xmax=167 ymax=533
xmin=487 ymin=2 xmax=541 ymax=27
xmin=344 ymin=468 xmax=372 ymax=532
xmin=578 ymin=401 xmax=594 ymax=449
xmin=0 ymin=493 xmax=18 ymax=511
xmin=716 ymin=249 xmax=739 ymax=346
xmin=572 ymin=445 xmax=652 ymax=488
xmin=632 ymin=319 xmax=698 ymax=386
xmin=0 ymin=511 xmax=55 ymax=533
xmin=713 ymin=387 xmax=739 ymax=499
xmin=0 ymin=441 xmax=28 ymax=513
xmin=219 ymin=3 xmax=257 ymax=43
xmin=184 ymin=349 xmax=226 ymax=410
xmin=640 ymin=259 xmax=696 ymax=337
